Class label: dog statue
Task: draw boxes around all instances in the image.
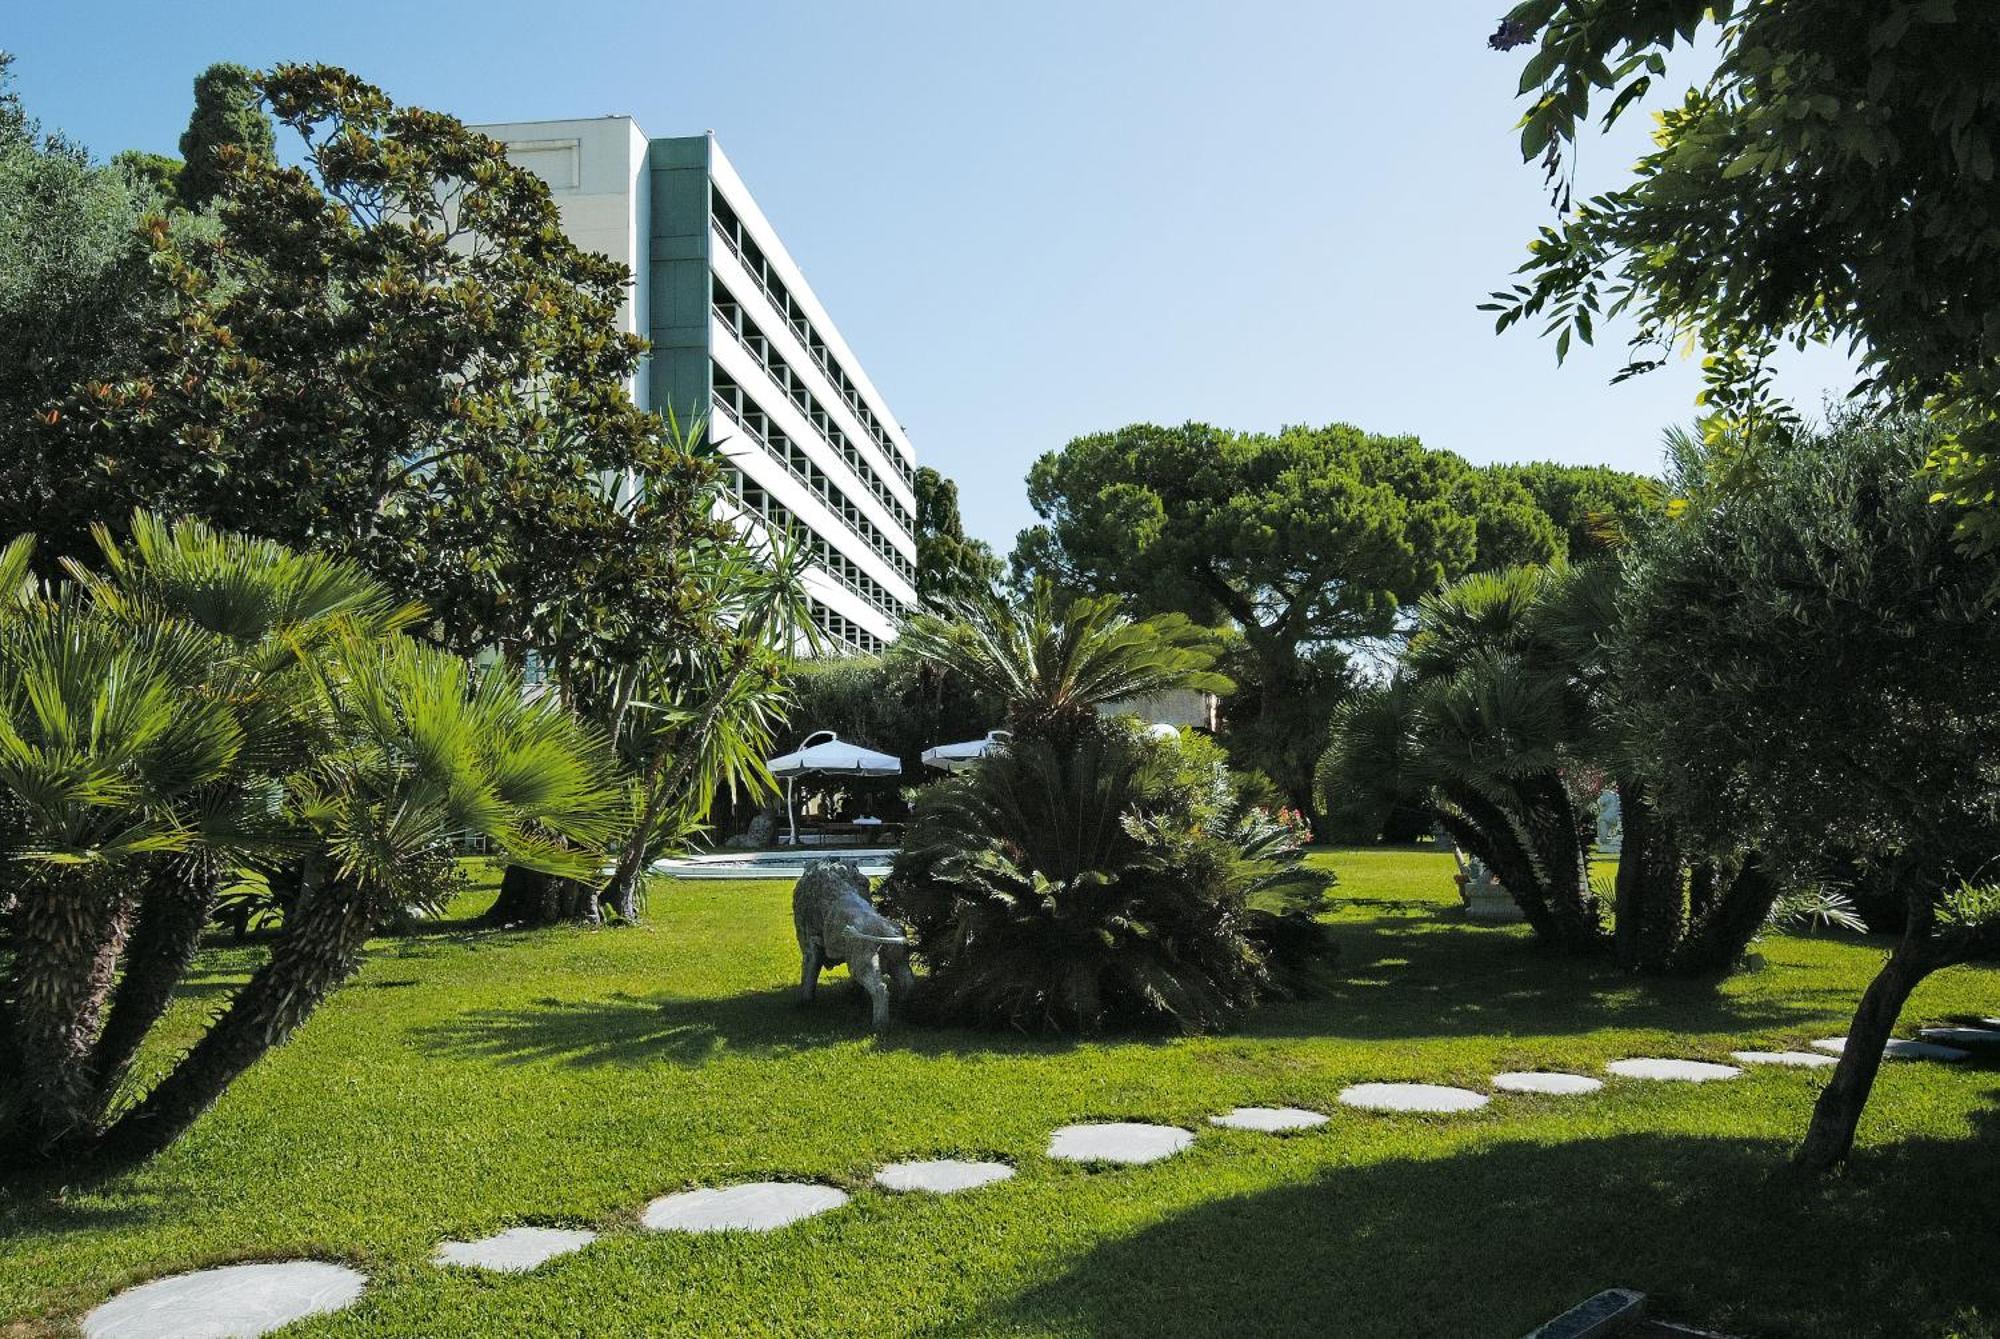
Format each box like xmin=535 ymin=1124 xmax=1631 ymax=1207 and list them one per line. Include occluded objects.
xmin=791 ymin=858 xmax=915 ymax=1031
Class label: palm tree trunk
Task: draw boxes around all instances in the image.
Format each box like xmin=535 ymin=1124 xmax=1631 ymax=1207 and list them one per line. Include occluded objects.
xmin=600 ymin=661 xmax=752 ymax=919
xmin=97 ymin=878 xmax=380 ymax=1168
xmin=1518 ymin=775 xmax=1599 ymax=951
xmin=88 ymin=860 xmax=217 ymax=1109
xmin=1 ymin=869 xmax=134 ymax=1160
xmin=1667 ymin=856 xmax=1779 ymax=975
xmin=1613 ymin=780 xmax=1685 ymax=970
xmin=1435 ymin=794 xmax=1560 ymax=941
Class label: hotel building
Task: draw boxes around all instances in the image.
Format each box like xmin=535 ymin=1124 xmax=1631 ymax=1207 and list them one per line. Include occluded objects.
xmin=467 ymin=117 xmax=919 ymax=653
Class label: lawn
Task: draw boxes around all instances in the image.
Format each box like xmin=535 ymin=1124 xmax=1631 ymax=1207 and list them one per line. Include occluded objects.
xmin=3 ymin=847 xmax=1997 ymax=1337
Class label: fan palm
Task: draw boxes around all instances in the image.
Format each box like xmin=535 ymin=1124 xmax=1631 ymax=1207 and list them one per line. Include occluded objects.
xmin=0 ymin=512 xmax=626 ymax=1173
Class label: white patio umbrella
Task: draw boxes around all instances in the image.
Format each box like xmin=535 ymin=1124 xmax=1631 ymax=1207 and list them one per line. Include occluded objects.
xmin=920 ymin=729 xmax=1013 ymax=773
xmin=764 ymin=729 xmax=902 ymax=846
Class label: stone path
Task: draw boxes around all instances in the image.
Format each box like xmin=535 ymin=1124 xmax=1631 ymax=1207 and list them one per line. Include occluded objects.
xmin=1210 ymin=1106 xmax=1330 ymax=1131
xmin=1338 ymin=1082 xmax=1489 ymax=1112
xmin=875 ymin=1159 xmax=1016 ymax=1193
xmin=1047 ymin=1122 xmax=1194 ymax=1164
xmin=1492 ymin=1071 xmax=1604 ymax=1095
xmin=1731 ymin=1049 xmax=1838 ymax=1069
xmin=1605 ymin=1057 xmax=1741 ymax=1082
xmin=82 ymin=1261 xmax=366 ymax=1339
xmin=1813 ymin=1036 xmax=1970 ymax=1062
xmin=433 ymin=1226 xmax=598 ymax=1272
xmin=642 ymin=1182 xmax=850 ymax=1233
xmin=82 ymin=1021 xmax=1985 ymax=1335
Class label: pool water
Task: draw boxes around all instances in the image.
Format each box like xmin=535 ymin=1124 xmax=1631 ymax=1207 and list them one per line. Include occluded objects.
xmin=652 ymin=848 xmax=897 ymax=881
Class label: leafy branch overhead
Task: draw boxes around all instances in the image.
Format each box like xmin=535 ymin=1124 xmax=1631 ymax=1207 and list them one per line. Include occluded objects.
xmin=1484 ymin=0 xmax=2000 ymax=536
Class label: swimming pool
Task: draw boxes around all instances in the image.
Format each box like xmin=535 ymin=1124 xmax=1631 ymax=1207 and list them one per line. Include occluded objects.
xmin=652 ymin=848 xmax=897 ymax=881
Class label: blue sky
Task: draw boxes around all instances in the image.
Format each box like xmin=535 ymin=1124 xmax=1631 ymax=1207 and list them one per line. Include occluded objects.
xmin=10 ymin=1 xmax=1855 ymax=551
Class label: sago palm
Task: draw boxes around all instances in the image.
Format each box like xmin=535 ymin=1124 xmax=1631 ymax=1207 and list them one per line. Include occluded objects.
xmin=899 ymin=579 xmax=1231 ymax=746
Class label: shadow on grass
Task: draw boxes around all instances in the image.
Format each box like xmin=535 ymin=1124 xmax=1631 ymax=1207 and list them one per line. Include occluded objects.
xmin=949 ymin=1108 xmax=2000 ymax=1339
xmin=415 ymin=913 xmax=1854 ymax=1072
xmin=1231 ymin=911 xmax=1857 ymax=1044
xmin=415 ymin=983 xmax=1107 ymax=1068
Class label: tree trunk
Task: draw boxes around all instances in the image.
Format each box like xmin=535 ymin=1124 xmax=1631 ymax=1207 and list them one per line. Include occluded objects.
xmin=1614 ymin=780 xmax=1685 ymax=971
xmin=1435 ymin=795 xmax=1560 ymax=942
xmin=1517 ymin=774 xmax=1601 ymax=952
xmin=1669 ymin=855 xmax=1780 ymax=975
xmin=480 ymin=864 xmax=599 ymax=928
xmin=88 ymin=860 xmax=218 ymax=1111
xmin=97 ymin=878 xmax=383 ymax=1169
xmin=1 ymin=869 xmax=134 ymax=1159
xmin=1795 ymin=912 xmax=1938 ymax=1174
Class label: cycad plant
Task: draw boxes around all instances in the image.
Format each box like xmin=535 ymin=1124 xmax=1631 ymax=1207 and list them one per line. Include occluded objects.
xmin=0 ymin=514 xmax=622 ymax=1173
xmin=898 ymin=579 xmax=1232 ymax=749
xmin=1323 ymin=559 xmax=1779 ymax=971
xmin=882 ymin=580 xmax=1326 ymax=1034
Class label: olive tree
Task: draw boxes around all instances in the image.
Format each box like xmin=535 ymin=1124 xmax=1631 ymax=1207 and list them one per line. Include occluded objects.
xmin=1614 ymin=411 xmax=2000 ymax=1171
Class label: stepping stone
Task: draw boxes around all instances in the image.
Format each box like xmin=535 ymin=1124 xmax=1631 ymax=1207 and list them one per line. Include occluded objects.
xmin=641 ymin=1182 xmax=848 ymax=1233
xmin=1492 ymin=1071 xmax=1604 ymax=1095
xmin=1605 ymin=1058 xmax=1741 ymax=1082
xmin=83 ymin=1261 xmax=366 ymax=1339
xmin=1730 ymin=1050 xmax=1838 ymax=1069
xmin=432 ymin=1226 xmax=598 ymax=1272
xmin=1812 ymin=1036 xmax=1969 ymax=1062
xmin=1919 ymin=1026 xmax=2000 ymax=1055
xmin=1337 ymin=1082 xmax=1489 ymax=1113
xmin=874 ymin=1159 xmax=1016 ymax=1193
xmin=1209 ymin=1106 xmax=1330 ymax=1132
xmin=1046 ymin=1122 xmax=1194 ymax=1165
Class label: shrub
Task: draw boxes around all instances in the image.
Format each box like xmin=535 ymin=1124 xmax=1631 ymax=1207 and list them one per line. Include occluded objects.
xmin=879 ymin=726 xmax=1332 ymax=1034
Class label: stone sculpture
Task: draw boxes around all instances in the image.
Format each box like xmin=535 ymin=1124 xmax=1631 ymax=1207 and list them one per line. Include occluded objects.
xmin=792 ymin=858 xmax=915 ymax=1030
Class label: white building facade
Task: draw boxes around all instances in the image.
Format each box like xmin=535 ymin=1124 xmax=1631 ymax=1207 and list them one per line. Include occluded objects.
xmin=470 ymin=117 xmax=919 ymax=653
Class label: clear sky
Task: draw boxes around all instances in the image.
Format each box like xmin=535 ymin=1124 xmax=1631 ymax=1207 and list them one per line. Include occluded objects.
xmin=9 ymin=1 xmax=1856 ymax=552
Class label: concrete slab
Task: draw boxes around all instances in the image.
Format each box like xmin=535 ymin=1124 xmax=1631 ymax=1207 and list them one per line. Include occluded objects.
xmin=1606 ymin=1058 xmax=1741 ymax=1082
xmin=83 ymin=1261 xmax=366 ymax=1339
xmin=1338 ymin=1083 xmax=1490 ymax=1113
xmin=1046 ymin=1123 xmax=1194 ymax=1165
xmin=1492 ymin=1072 xmax=1604 ymax=1095
xmin=1730 ymin=1050 xmax=1838 ymax=1069
xmin=432 ymin=1227 xmax=597 ymax=1272
xmin=1918 ymin=1026 xmax=2000 ymax=1054
xmin=640 ymin=1182 xmax=848 ymax=1233
xmin=1208 ymin=1106 xmax=1330 ymax=1132
xmin=873 ymin=1159 xmax=1016 ymax=1193
xmin=1811 ymin=1036 xmax=1970 ymax=1062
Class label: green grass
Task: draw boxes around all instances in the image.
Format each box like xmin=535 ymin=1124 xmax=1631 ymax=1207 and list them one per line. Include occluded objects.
xmin=4 ymin=847 xmax=1998 ymax=1337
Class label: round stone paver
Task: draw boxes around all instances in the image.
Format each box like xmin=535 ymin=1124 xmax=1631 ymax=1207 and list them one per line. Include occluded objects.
xmin=641 ymin=1182 xmax=849 ymax=1233
xmin=83 ymin=1261 xmax=366 ymax=1339
xmin=432 ymin=1226 xmax=598 ymax=1272
xmin=1046 ymin=1122 xmax=1195 ymax=1165
xmin=1812 ymin=1036 xmax=1970 ymax=1062
xmin=1209 ymin=1106 xmax=1330 ymax=1132
xmin=1491 ymin=1071 xmax=1604 ymax=1095
xmin=1338 ymin=1083 xmax=1490 ymax=1113
xmin=1606 ymin=1058 xmax=1741 ymax=1082
xmin=1918 ymin=1026 xmax=2000 ymax=1055
xmin=1731 ymin=1050 xmax=1839 ymax=1069
xmin=874 ymin=1159 xmax=1016 ymax=1193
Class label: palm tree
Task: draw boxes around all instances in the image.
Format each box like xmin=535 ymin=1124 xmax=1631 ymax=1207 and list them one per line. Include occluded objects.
xmin=0 ymin=513 xmax=623 ymax=1174
xmin=898 ymin=579 xmax=1232 ymax=748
